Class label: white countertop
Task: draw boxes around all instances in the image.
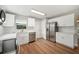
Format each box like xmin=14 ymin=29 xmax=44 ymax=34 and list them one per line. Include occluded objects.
xmin=56 ymin=32 xmax=75 ymax=34
xmin=0 ymin=33 xmax=16 ymax=40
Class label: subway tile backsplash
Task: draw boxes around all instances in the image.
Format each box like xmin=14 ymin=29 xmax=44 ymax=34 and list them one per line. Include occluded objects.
xmin=3 ymin=26 xmax=17 ymax=34
xmin=58 ymin=26 xmax=75 ymax=33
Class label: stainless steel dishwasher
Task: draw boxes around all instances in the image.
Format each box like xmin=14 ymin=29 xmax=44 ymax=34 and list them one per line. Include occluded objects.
xmin=29 ymin=32 xmax=36 ymax=43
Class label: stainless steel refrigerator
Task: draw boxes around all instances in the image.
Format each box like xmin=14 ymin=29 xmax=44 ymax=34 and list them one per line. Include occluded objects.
xmin=46 ymin=22 xmax=58 ymax=43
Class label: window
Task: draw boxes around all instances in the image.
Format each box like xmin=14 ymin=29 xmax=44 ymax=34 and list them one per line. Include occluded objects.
xmin=16 ymin=19 xmax=27 ymax=29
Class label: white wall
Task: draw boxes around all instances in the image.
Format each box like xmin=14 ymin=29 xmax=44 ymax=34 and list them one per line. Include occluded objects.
xmin=15 ymin=15 xmax=27 ymax=21
xmin=3 ymin=26 xmax=16 ymax=34
xmin=35 ymin=19 xmax=42 ymax=38
xmin=41 ymin=18 xmax=46 ymax=39
xmin=59 ymin=26 xmax=75 ymax=33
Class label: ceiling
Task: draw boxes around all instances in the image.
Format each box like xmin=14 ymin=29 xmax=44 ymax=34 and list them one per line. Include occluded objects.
xmin=0 ymin=5 xmax=79 ymax=19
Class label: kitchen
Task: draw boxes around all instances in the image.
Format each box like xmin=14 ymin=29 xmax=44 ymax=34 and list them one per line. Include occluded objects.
xmin=0 ymin=5 xmax=79 ymax=54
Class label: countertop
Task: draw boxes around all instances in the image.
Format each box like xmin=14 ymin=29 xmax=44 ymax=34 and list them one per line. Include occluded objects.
xmin=0 ymin=33 xmax=16 ymax=40
xmin=56 ymin=32 xmax=75 ymax=34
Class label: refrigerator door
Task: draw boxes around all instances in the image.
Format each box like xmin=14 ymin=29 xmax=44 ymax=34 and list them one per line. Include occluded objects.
xmin=49 ymin=23 xmax=56 ymax=42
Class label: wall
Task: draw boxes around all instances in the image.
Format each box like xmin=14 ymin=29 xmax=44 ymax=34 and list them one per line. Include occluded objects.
xmin=3 ymin=26 xmax=16 ymax=34
xmin=35 ymin=19 xmax=42 ymax=38
xmin=15 ymin=15 xmax=27 ymax=20
xmin=41 ymin=18 xmax=46 ymax=39
xmin=59 ymin=26 xmax=75 ymax=33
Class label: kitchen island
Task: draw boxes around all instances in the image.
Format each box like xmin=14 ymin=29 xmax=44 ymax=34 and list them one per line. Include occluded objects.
xmin=17 ymin=30 xmax=36 ymax=45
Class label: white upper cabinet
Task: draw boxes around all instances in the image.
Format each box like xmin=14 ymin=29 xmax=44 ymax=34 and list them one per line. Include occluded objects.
xmin=49 ymin=14 xmax=75 ymax=26
xmin=3 ymin=14 xmax=15 ymax=26
xmin=59 ymin=14 xmax=74 ymax=26
xmin=28 ymin=18 xmax=35 ymax=27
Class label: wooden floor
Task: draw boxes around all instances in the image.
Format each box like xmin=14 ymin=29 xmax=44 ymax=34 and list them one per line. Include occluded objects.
xmin=20 ymin=39 xmax=79 ymax=54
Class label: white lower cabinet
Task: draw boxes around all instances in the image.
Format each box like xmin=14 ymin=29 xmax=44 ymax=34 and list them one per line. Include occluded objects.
xmin=17 ymin=32 xmax=29 ymax=45
xmin=56 ymin=32 xmax=75 ymax=48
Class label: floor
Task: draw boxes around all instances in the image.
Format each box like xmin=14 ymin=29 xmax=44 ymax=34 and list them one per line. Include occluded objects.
xmin=20 ymin=39 xmax=79 ymax=54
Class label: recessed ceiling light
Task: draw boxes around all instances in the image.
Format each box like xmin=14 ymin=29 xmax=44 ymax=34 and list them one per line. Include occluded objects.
xmin=31 ymin=9 xmax=45 ymax=16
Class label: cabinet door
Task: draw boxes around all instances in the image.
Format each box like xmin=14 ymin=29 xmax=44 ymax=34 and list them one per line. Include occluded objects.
xmin=62 ymin=14 xmax=74 ymax=26
xmin=56 ymin=33 xmax=74 ymax=48
xmin=54 ymin=17 xmax=63 ymax=26
xmin=17 ymin=32 xmax=29 ymax=45
xmin=3 ymin=14 xmax=15 ymax=26
xmin=58 ymin=14 xmax=74 ymax=26
xmin=28 ymin=18 xmax=35 ymax=27
xmin=23 ymin=33 xmax=29 ymax=44
xmin=50 ymin=14 xmax=75 ymax=26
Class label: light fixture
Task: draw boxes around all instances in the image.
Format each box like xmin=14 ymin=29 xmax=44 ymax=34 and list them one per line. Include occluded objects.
xmin=31 ymin=9 xmax=45 ymax=16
